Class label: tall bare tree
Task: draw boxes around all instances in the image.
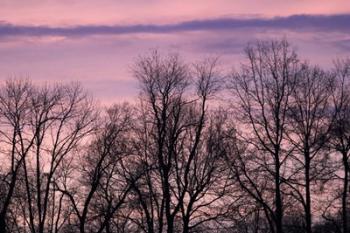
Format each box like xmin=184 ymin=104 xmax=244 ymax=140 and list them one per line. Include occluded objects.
xmin=288 ymin=64 xmax=334 ymax=233
xmin=17 ymin=83 xmax=97 ymax=233
xmin=228 ymin=40 xmax=300 ymax=233
xmin=56 ymin=103 xmax=136 ymax=233
xmin=1 ymin=41 xmax=350 ymax=233
xmin=329 ymin=59 xmax=350 ymax=233
xmin=0 ymin=80 xmax=38 ymax=233
xmin=131 ymin=52 xmax=231 ymax=233
xmin=285 ymin=64 xmax=335 ymax=233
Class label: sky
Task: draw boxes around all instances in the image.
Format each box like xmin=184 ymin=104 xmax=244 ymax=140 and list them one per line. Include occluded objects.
xmin=0 ymin=0 xmax=350 ymax=104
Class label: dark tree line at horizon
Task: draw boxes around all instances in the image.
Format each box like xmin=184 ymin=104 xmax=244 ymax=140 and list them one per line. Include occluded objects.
xmin=0 ymin=40 xmax=349 ymax=233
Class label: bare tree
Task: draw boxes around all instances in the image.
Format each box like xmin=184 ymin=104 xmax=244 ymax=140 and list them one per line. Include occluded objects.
xmin=130 ymin=51 xmax=231 ymax=233
xmin=228 ymin=40 xmax=300 ymax=233
xmin=16 ymin=83 xmax=97 ymax=233
xmin=0 ymin=80 xmax=38 ymax=233
xmin=284 ymin=64 xmax=335 ymax=233
xmin=1 ymin=41 xmax=349 ymax=233
xmin=329 ymin=59 xmax=350 ymax=233
xmin=56 ymin=103 xmax=136 ymax=233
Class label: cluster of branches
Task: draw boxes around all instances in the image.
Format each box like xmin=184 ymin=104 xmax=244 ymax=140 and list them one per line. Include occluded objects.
xmin=0 ymin=40 xmax=349 ymax=233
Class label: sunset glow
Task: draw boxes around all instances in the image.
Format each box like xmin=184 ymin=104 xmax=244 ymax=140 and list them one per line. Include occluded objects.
xmin=0 ymin=1 xmax=348 ymax=104
xmin=1 ymin=2 xmax=350 ymax=233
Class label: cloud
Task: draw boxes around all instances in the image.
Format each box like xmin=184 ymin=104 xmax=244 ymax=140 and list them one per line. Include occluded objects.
xmin=0 ymin=13 xmax=349 ymax=102
xmin=0 ymin=14 xmax=349 ymax=38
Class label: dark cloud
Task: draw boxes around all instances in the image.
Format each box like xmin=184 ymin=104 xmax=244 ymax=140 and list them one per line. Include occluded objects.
xmin=0 ymin=14 xmax=349 ymax=37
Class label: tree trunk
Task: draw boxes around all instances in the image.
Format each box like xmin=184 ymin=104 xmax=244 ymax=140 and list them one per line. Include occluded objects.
xmin=275 ymin=158 xmax=283 ymax=233
xmin=167 ymin=217 xmax=174 ymax=233
xmin=183 ymin=217 xmax=190 ymax=233
xmin=0 ymin=214 xmax=6 ymax=233
xmin=342 ymin=153 xmax=349 ymax=233
xmin=305 ymin=157 xmax=312 ymax=233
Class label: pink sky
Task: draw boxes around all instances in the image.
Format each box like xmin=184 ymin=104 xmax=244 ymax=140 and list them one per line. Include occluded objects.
xmin=1 ymin=0 xmax=349 ymax=25
xmin=0 ymin=0 xmax=349 ymax=104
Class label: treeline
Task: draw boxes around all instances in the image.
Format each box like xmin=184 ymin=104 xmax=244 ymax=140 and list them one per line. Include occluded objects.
xmin=0 ymin=40 xmax=349 ymax=233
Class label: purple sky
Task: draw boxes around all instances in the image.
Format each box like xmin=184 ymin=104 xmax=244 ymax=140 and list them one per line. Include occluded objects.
xmin=0 ymin=0 xmax=350 ymax=104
